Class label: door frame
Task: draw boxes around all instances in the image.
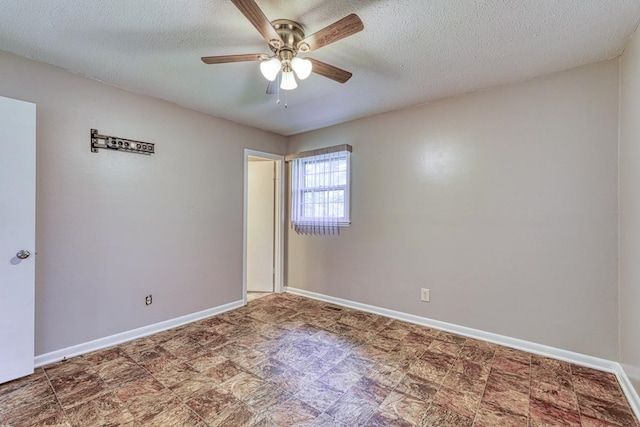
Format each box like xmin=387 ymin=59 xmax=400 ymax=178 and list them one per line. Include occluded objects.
xmin=243 ymin=149 xmax=285 ymax=304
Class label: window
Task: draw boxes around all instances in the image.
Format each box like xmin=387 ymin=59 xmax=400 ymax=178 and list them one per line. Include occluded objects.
xmin=290 ymin=148 xmax=351 ymax=235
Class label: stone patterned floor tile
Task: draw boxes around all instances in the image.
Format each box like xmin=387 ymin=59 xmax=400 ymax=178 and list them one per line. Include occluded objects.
xmin=365 ymin=410 xmax=414 ymax=426
xmin=137 ymin=403 xmax=203 ymax=427
xmin=442 ymin=369 xmax=486 ymax=396
xmin=481 ymin=382 xmax=530 ymax=418
xmin=377 ymin=391 xmax=430 ymax=426
xmin=580 ymin=414 xmax=631 ymax=426
xmin=394 ymin=373 xmax=440 ymax=402
xmin=149 ymin=360 xmax=200 ymax=388
xmin=530 ymin=378 xmax=579 ymax=412
xmin=184 ymin=387 xmax=239 ymax=424
xmin=95 ymin=357 xmax=150 ymax=389
xmin=473 ymin=405 xmax=529 ymax=427
xmin=267 ymin=397 xmax=320 ymax=427
xmin=428 ymin=339 xmax=463 ymax=357
xmin=423 ymin=403 xmax=474 ymax=427
xmin=325 ymin=392 xmax=377 ymax=426
xmin=18 ymin=409 xmax=70 ymax=427
xmin=219 ymin=370 xmax=265 ymax=400
xmin=450 ymin=358 xmax=491 ymax=383
xmin=528 ymin=396 xmax=581 ymax=427
xmin=349 ymin=376 xmax=393 ymax=405
xmin=0 ymin=392 xmax=65 ymax=427
xmin=1 ymin=292 xmax=638 ymax=426
xmin=199 ymin=401 xmax=261 ymax=427
xmin=42 ymin=358 xmax=95 ymax=381
xmin=491 ymin=354 xmax=531 ymax=378
xmin=168 ymin=374 xmax=219 ymax=401
xmin=49 ymin=371 xmax=108 ymax=410
xmin=116 ymin=376 xmax=181 ymax=421
xmin=293 ymin=379 xmax=344 ymax=412
xmin=432 ymin=385 xmax=481 ymax=419
xmin=63 ymin=391 xmax=135 ymax=427
xmin=244 ymin=382 xmax=292 ymax=415
xmin=576 ymin=392 xmax=639 ymax=426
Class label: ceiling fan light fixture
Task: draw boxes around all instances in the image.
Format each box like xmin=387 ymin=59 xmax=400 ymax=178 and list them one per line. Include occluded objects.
xmin=201 ymin=2 xmax=364 ymax=97
xmin=291 ymin=57 xmax=313 ymax=80
xmin=260 ymin=57 xmax=282 ymax=81
xmin=280 ymin=70 xmax=297 ymax=90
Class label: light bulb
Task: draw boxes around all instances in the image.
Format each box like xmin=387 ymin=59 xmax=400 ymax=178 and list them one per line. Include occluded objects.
xmin=291 ymin=57 xmax=312 ymax=80
xmin=260 ymin=57 xmax=281 ymax=81
xmin=280 ymin=70 xmax=297 ymax=90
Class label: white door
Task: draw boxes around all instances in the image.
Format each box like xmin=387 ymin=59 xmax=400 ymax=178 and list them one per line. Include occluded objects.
xmin=0 ymin=96 xmax=36 ymax=384
xmin=247 ymin=159 xmax=275 ymax=292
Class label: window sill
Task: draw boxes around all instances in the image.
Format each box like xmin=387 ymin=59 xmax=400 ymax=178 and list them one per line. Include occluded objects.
xmin=293 ymin=221 xmax=351 ymax=228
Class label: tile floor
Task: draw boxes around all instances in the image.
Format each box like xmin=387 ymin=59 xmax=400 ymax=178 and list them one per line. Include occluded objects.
xmin=246 ymin=292 xmax=271 ymax=303
xmin=1 ymin=293 xmax=638 ymax=426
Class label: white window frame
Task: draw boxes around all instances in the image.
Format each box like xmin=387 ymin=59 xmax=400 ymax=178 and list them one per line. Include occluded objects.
xmin=293 ymin=151 xmax=351 ymax=227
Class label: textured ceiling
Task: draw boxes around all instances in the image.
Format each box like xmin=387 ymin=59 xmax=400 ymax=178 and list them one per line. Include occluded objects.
xmin=0 ymin=0 xmax=639 ymax=136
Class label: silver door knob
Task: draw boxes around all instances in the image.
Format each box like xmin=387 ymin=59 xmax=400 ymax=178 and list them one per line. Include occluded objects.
xmin=16 ymin=250 xmax=30 ymax=259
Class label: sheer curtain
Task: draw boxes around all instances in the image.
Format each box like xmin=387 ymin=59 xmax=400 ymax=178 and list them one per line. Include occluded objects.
xmin=290 ymin=149 xmax=349 ymax=235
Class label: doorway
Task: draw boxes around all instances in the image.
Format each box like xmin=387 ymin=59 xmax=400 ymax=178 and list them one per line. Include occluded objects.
xmin=243 ymin=149 xmax=284 ymax=304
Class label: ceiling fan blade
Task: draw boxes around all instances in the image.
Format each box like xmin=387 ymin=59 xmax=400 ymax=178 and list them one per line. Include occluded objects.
xmin=266 ymin=80 xmax=277 ymax=94
xmin=230 ymin=0 xmax=284 ymax=49
xmin=308 ymin=58 xmax=352 ymax=83
xmin=297 ymin=14 xmax=364 ymax=52
xmin=201 ymin=53 xmax=268 ymax=64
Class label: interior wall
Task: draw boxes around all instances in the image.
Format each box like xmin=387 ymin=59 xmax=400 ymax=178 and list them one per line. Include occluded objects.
xmin=620 ymin=27 xmax=640 ymax=393
xmin=287 ymin=59 xmax=620 ymax=360
xmin=0 ymin=50 xmax=286 ymax=355
xmin=247 ymin=158 xmax=275 ymax=292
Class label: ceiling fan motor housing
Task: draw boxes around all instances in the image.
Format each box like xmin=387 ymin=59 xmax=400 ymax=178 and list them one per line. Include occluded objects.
xmin=270 ymin=19 xmax=307 ymax=62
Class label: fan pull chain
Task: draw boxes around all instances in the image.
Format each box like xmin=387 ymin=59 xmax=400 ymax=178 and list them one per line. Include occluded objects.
xmin=273 ymin=73 xmax=289 ymax=109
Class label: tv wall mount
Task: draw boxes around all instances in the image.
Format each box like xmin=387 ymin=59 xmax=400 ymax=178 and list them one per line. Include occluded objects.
xmin=90 ymin=128 xmax=155 ymax=155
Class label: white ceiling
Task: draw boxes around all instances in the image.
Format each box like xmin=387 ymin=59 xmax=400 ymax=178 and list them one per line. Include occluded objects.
xmin=1 ymin=0 xmax=639 ymax=136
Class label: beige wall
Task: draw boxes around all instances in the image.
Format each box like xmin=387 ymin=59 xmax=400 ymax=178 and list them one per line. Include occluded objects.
xmin=0 ymin=50 xmax=286 ymax=355
xmin=287 ymin=60 xmax=620 ymax=360
xmin=0 ymin=46 xmax=626 ymax=365
xmin=620 ymin=28 xmax=640 ymax=393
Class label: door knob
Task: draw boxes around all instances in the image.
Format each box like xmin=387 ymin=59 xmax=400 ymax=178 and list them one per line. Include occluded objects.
xmin=16 ymin=250 xmax=30 ymax=259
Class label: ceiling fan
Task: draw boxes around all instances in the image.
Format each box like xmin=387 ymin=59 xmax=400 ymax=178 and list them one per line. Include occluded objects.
xmin=201 ymin=0 xmax=364 ymax=93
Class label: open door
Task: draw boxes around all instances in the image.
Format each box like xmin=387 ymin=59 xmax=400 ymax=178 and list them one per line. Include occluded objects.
xmin=243 ymin=150 xmax=284 ymax=302
xmin=0 ymin=96 xmax=36 ymax=384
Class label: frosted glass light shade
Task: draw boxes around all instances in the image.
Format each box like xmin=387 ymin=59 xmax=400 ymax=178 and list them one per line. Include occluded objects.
xmin=260 ymin=57 xmax=281 ymax=81
xmin=291 ymin=57 xmax=312 ymax=80
xmin=280 ymin=71 xmax=297 ymax=90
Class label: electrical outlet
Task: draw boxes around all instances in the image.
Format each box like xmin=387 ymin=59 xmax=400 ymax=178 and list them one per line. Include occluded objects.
xmin=145 ymin=294 xmax=152 ymax=306
xmin=421 ymin=288 xmax=430 ymax=303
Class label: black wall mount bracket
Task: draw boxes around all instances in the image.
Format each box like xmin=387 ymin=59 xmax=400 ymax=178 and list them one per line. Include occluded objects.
xmin=91 ymin=128 xmax=155 ymax=155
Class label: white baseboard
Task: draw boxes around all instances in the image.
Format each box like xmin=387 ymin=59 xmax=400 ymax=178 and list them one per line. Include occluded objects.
xmin=34 ymin=299 xmax=244 ymax=368
xmin=618 ymin=364 xmax=640 ymax=419
xmin=286 ymin=286 xmax=640 ymax=418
